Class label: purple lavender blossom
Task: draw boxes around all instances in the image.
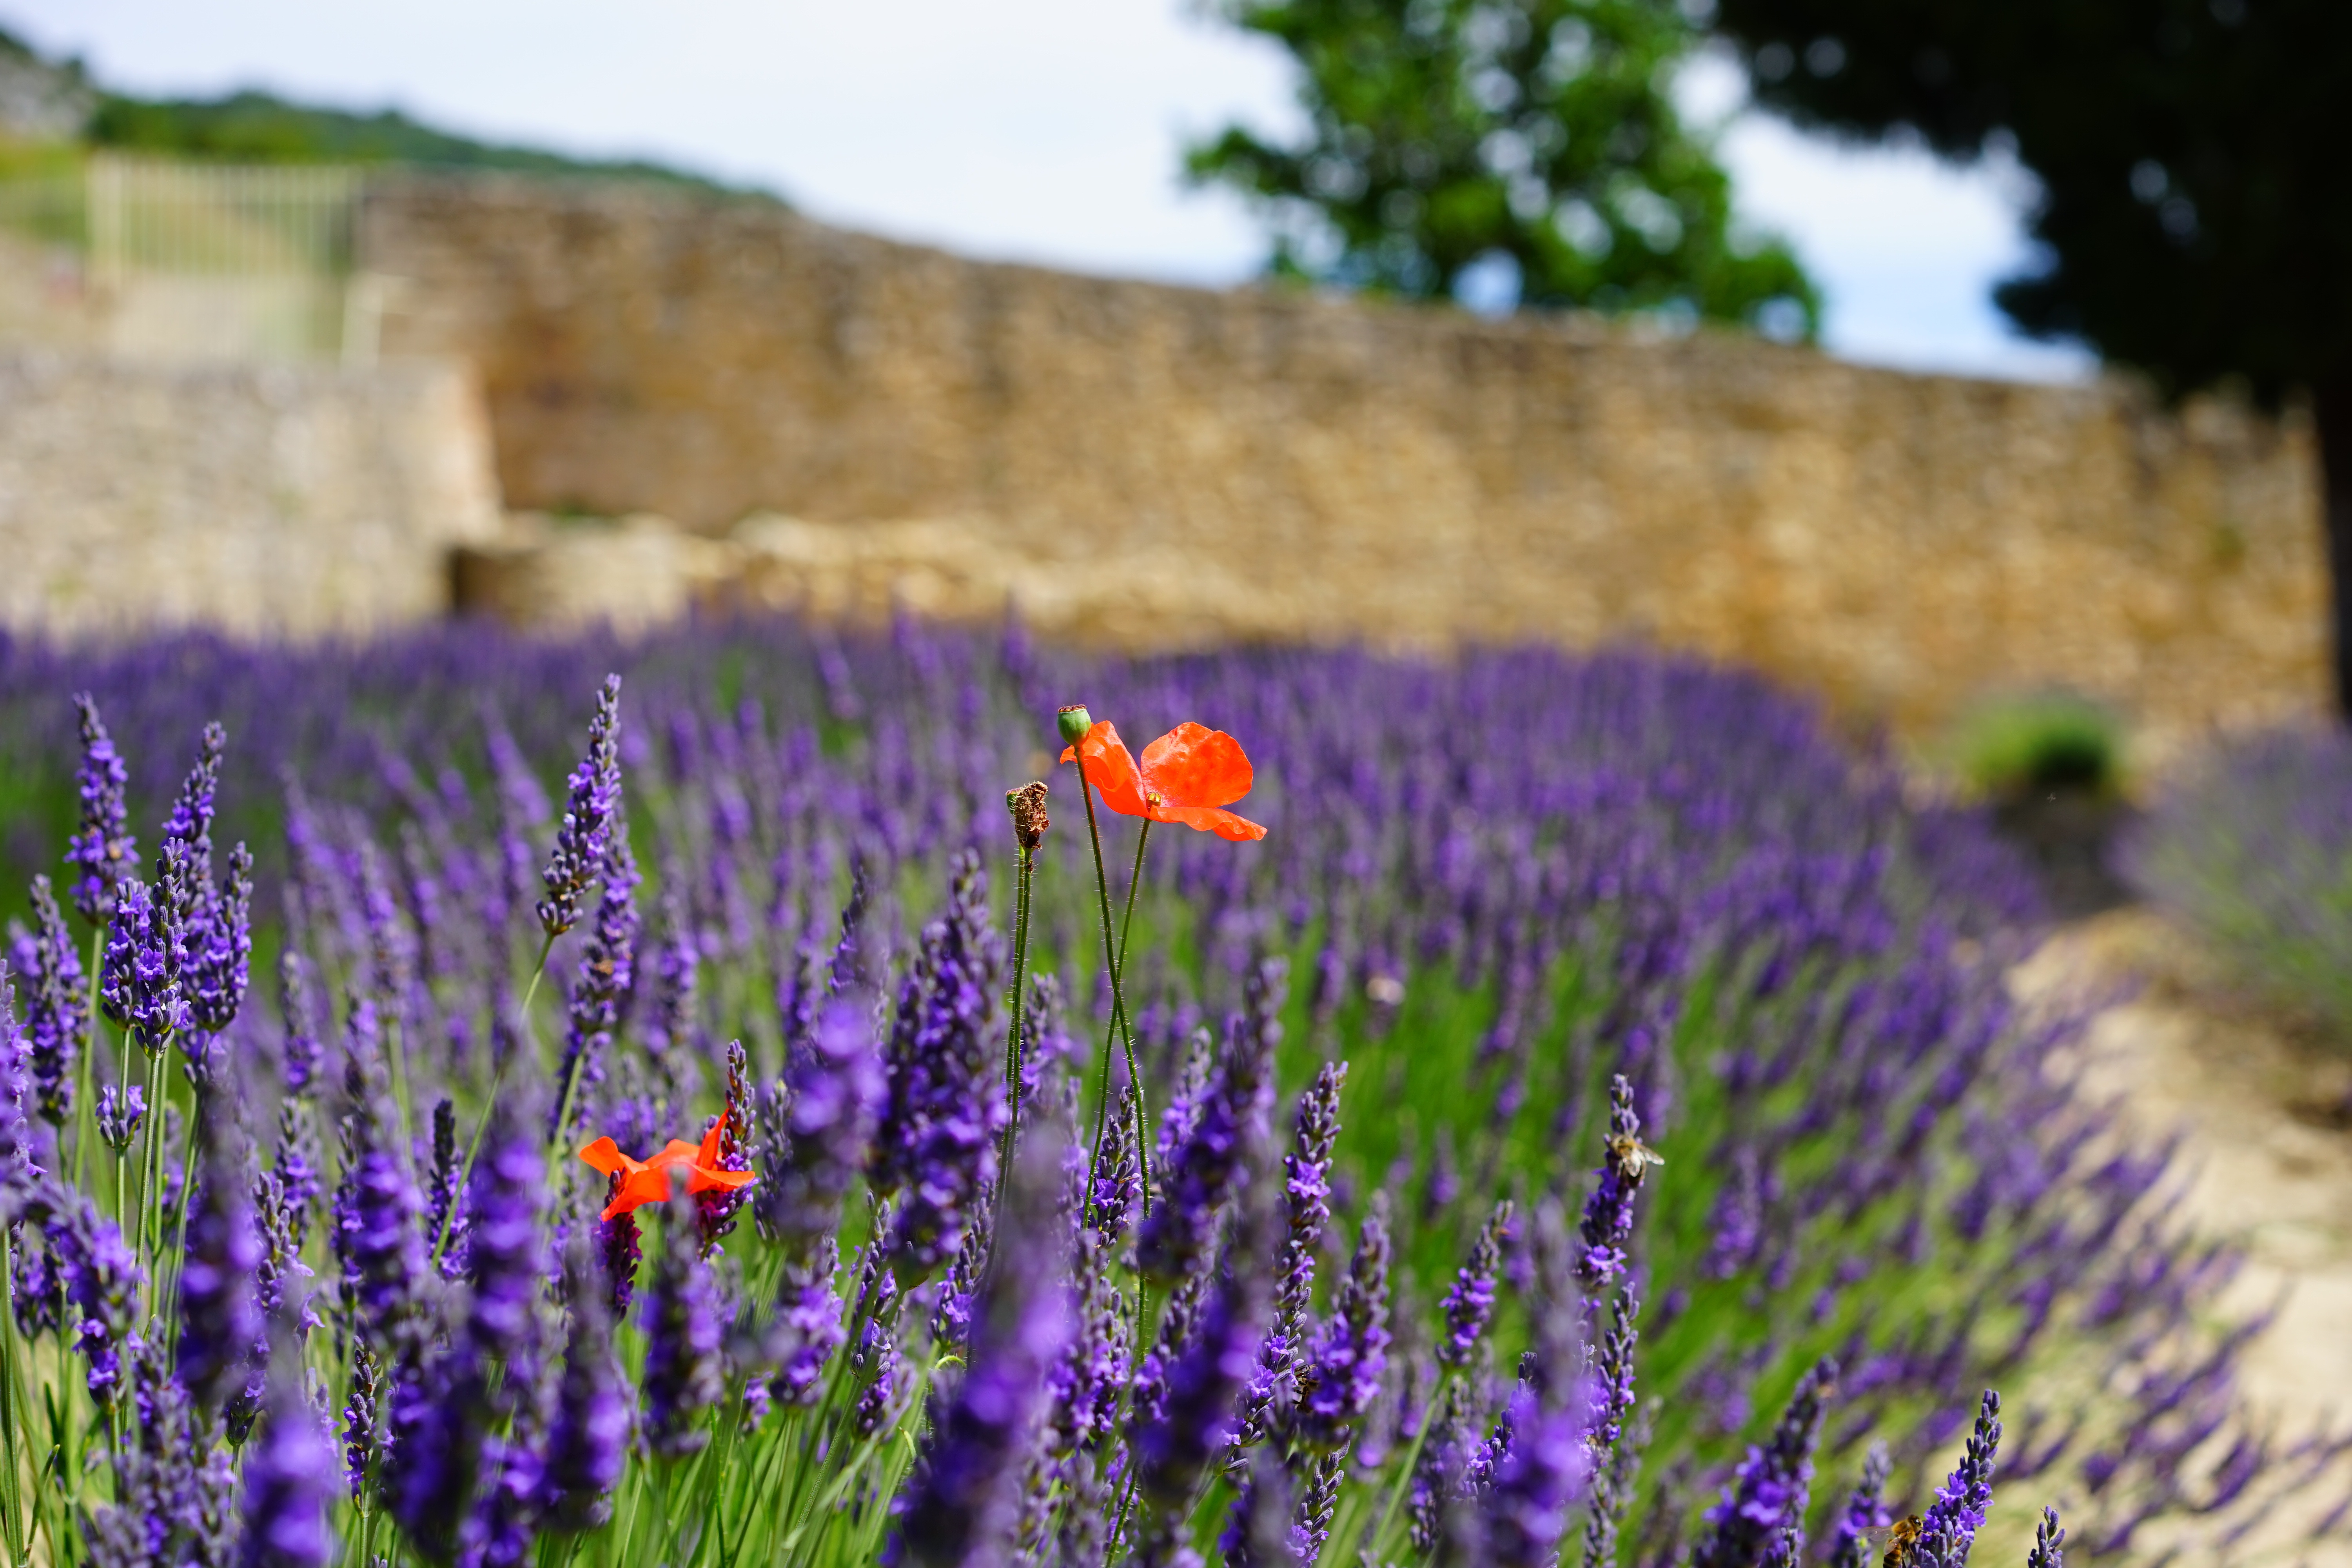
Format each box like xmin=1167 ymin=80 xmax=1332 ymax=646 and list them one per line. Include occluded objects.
xmin=0 ymin=973 xmax=38 ymax=1207
xmin=187 ymin=840 xmax=254 ymax=1034
xmin=66 ymin=692 xmax=137 ymax=925
xmin=331 ymin=999 xmax=425 ymax=1348
xmin=94 ymin=1084 xmax=145 ymax=1152
xmin=179 ymin=1133 xmax=265 ymax=1416
xmin=1692 ymin=1357 xmax=1837 ymax=1568
xmin=90 ymin=1333 xmax=239 ymax=1567
xmin=1235 ymin=1059 xmax=1347 ymax=1453
xmin=642 ymin=1188 xmax=724 ymax=1458
xmin=237 ymin=1347 xmax=336 ymax=1568
xmin=1826 ymin=1444 xmax=1892 ymax=1568
xmin=1913 ymin=1390 xmax=2002 ymax=1568
xmin=1136 ymin=957 xmax=1285 ymax=1285
xmin=593 ymin=1188 xmax=642 ymax=1321
xmin=552 ymin=832 xmax=639 ymax=1143
xmin=101 ymin=866 xmax=189 ymax=1057
xmin=889 ymin=1128 xmax=1074 ymax=1568
xmin=1220 ymin=1446 xmax=1300 ymax=1568
xmin=1131 ymin=1184 xmax=1276 ymax=1568
xmin=422 ymin=1099 xmax=467 ymax=1276
xmin=271 ymin=1100 xmax=323 ymax=1243
xmin=387 ymin=1099 xmax=549 ymax=1563
xmin=757 ymin=994 xmax=885 ymax=1262
xmin=275 ymin=952 xmax=323 ymax=1097
xmin=17 ymin=875 xmax=87 ymax=1125
xmin=537 ymin=674 xmax=625 ymax=938
xmin=696 ymin=1040 xmax=756 ymax=1254
xmin=342 ymin=1344 xmax=385 ymax=1504
xmin=768 ymin=1234 xmax=846 ymax=1408
xmin=646 ymin=887 xmax=701 ymax=1060
xmin=1440 ymin=1200 xmax=1513 ymax=1371
xmin=2026 ymin=1505 xmax=2064 ymax=1568
xmin=543 ymin=1242 xmax=630 ymax=1533
xmin=41 ymin=1183 xmax=144 ymax=1408
xmin=1577 ymin=1074 xmax=1648 ymax=1303
xmin=1295 ymin=1195 xmax=1392 ymax=1452
xmin=873 ymin=849 xmax=1008 ymax=1283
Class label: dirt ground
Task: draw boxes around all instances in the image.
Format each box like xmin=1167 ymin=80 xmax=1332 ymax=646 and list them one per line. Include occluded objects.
xmin=2015 ymin=909 xmax=2352 ymax=1561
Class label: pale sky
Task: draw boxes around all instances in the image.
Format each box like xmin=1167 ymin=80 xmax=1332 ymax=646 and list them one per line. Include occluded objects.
xmin=8 ymin=0 xmax=2092 ymax=383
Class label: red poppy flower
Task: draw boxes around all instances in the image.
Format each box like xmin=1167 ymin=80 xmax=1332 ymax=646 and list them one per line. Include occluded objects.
xmin=1058 ymin=720 xmax=1268 ymax=842
xmin=577 ymin=1111 xmax=757 ymax=1222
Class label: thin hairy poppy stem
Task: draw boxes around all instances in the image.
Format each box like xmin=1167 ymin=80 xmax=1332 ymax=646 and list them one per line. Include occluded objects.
xmin=999 ymin=837 xmax=1036 ymax=1182
xmin=1074 ymin=746 xmax=1151 ymax=1217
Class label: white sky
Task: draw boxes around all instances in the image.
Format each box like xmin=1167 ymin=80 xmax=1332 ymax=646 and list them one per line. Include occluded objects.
xmin=8 ymin=0 xmax=2091 ymax=383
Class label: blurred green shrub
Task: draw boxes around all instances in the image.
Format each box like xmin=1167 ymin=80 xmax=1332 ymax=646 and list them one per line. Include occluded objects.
xmin=1949 ymin=691 xmax=2126 ymax=800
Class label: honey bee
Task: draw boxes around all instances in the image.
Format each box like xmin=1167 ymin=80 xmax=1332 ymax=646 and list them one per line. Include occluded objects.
xmin=1606 ymin=1132 xmax=1666 ymax=1187
xmin=1858 ymin=1515 xmax=1925 ymax=1568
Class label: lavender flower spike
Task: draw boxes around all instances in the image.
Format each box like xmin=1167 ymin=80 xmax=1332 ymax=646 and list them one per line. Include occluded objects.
xmin=188 ymin=841 xmax=255 ymax=1035
xmin=238 ymin=1343 xmax=336 ymax=1568
xmin=100 ymin=864 xmax=190 ymax=1058
xmin=1913 ymin=1390 xmax=2002 ymax=1568
xmin=2026 ymin=1506 xmax=2065 ymax=1568
xmin=642 ymin=1185 xmax=724 ymax=1458
xmin=537 ymin=674 xmax=624 ymax=938
xmin=1131 ymin=1178 xmax=1277 ymax=1568
xmin=0 ymin=969 xmax=37 ymax=1204
xmin=179 ymin=1129 xmax=265 ymax=1417
xmin=1577 ymin=1073 xmax=1651 ymax=1305
xmin=551 ymin=831 xmax=639 ymax=1143
xmin=42 ymin=1183 xmax=146 ymax=1408
xmin=18 ymin=875 xmax=87 ymax=1126
xmin=1136 ymin=957 xmax=1285 ymax=1285
xmin=874 ymin=849 xmax=1008 ymax=1282
xmin=1692 ymin=1357 xmax=1838 ymax=1568
xmin=66 ymin=692 xmax=137 ymax=926
xmin=1294 ymin=1194 xmax=1392 ymax=1453
xmin=1235 ymin=1058 xmax=1347 ymax=1453
xmin=889 ymin=1125 xmax=1074 ymax=1568
xmin=1825 ymin=1444 xmax=1891 ymax=1568
xmin=1439 ymin=1200 xmax=1513 ymax=1371
xmin=543 ymin=1240 xmax=630 ymax=1533
xmin=758 ymin=994 xmax=885 ymax=1262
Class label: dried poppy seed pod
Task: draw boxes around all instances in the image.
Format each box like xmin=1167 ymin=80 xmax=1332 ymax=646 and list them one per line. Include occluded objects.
xmin=1056 ymin=704 xmax=1093 ymax=745
xmin=1007 ymin=780 xmax=1050 ymax=851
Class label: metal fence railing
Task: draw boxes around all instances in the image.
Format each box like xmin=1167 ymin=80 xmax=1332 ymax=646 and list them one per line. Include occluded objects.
xmin=0 ymin=154 xmax=371 ymax=363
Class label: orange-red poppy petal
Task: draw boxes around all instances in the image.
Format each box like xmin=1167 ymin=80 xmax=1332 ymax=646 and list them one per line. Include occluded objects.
xmin=688 ymin=1165 xmax=759 ymax=1195
xmin=1138 ymin=722 xmax=1255 ymax=809
xmin=698 ymin=1113 xmax=728 ymax=1169
xmin=1060 ymin=721 xmax=1149 ymax=818
xmin=577 ymin=1137 xmax=633 ymax=1178
xmin=1150 ymin=802 xmax=1269 ymax=841
xmin=606 ymin=1162 xmax=676 ymax=1220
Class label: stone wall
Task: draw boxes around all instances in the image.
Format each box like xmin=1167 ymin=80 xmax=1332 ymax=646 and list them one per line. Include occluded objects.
xmin=0 ymin=351 xmax=502 ymax=637
xmin=365 ymin=174 xmax=2321 ymax=746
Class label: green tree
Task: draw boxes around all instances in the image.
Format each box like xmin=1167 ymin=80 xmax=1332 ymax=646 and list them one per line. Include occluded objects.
xmin=1187 ymin=0 xmax=1820 ymax=334
xmin=1707 ymin=0 xmax=2352 ymax=715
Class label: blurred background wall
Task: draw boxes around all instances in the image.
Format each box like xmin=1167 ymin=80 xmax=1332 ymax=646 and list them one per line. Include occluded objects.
xmin=0 ymin=157 xmax=2324 ymax=750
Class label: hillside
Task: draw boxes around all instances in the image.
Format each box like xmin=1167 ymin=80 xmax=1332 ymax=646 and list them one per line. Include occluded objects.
xmin=0 ymin=23 xmax=764 ymax=198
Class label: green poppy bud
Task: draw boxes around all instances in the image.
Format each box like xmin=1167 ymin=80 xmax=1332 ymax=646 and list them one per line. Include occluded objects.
xmin=1056 ymin=705 xmax=1094 ymax=746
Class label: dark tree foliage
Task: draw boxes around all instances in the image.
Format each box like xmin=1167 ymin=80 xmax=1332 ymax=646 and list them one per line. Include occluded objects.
xmin=1707 ymin=0 xmax=2352 ymax=714
xmin=1187 ymin=0 xmax=1820 ymax=335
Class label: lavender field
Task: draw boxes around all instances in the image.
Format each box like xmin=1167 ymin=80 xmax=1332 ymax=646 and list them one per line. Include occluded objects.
xmin=0 ymin=618 xmax=2331 ymax=1568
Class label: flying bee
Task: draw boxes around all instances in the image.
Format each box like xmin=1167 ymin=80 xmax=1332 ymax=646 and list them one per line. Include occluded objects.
xmin=1858 ymin=1516 xmax=1925 ymax=1568
xmin=1606 ymin=1132 xmax=1666 ymax=1187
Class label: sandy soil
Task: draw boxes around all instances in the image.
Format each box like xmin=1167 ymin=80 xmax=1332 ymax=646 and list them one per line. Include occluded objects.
xmin=2015 ymin=909 xmax=2352 ymax=1562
